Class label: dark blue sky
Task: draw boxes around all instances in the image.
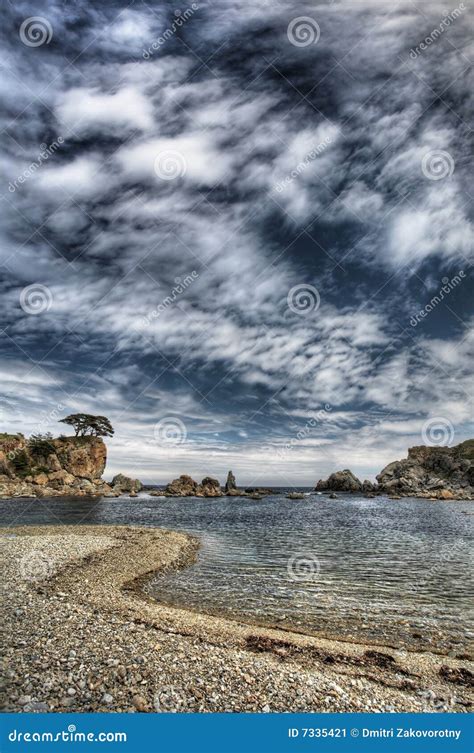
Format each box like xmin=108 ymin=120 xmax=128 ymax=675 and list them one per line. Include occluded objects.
xmin=0 ymin=0 xmax=472 ymax=484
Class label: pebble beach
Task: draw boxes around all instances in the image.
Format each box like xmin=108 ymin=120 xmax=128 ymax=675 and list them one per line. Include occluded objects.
xmin=1 ymin=525 xmax=473 ymax=714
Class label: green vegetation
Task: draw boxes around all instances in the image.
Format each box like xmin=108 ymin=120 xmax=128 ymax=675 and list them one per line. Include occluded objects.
xmin=27 ymin=433 xmax=56 ymax=458
xmin=10 ymin=449 xmax=31 ymax=478
xmin=456 ymin=439 xmax=474 ymax=460
xmin=59 ymin=414 xmax=114 ymax=438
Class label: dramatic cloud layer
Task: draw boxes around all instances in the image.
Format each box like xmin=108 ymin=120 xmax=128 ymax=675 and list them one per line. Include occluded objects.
xmin=0 ymin=0 xmax=472 ymax=484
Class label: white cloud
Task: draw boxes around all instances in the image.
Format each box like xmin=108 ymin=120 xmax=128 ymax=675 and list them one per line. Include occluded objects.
xmin=56 ymin=86 xmax=154 ymax=136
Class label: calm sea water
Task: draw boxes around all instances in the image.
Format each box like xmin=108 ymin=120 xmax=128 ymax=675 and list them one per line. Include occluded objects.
xmin=2 ymin=492 xmax=473 ymax=653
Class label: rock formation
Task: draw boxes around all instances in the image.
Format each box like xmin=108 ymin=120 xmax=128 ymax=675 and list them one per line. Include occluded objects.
xmin=164 ymin=475 xmax=223 ymax=497
xmin=376 ymin=441 xmax=473 ymax=499
xmin=0 ymin=433 xmax=141 ymax=499
xmin=164 ymin=475 xmax=199 ymax=496
xmin=225 ymin=470 xmax=236 ymax=493
xmin=314 ymin=441 xmax=473 ymax=500
xmin=111 ymin=473 xmax=142 ymax=494
xmin=315 ymin=469 xmax=362 ymax=492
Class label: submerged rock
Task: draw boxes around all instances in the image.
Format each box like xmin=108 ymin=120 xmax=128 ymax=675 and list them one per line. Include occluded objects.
xmin=286 ymin=492 xmax=305 ymax=499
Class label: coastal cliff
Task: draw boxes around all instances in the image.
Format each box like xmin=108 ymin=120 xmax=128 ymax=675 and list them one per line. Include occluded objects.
xmin=316 ymin=440 xmax=474 ymax=500
xmin=0 ymin=434 xmax=140 ymax=499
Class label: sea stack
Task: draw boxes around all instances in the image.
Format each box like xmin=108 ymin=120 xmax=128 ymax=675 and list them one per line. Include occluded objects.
xmin=225 ymin=470 xmax=237 ymax=493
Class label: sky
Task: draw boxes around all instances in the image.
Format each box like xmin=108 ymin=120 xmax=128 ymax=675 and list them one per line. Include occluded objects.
xmin=0 ymin=0 xmax=473 ymax=486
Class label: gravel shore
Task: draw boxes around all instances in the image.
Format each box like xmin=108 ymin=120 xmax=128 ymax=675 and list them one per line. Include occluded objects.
xmin=1 ymin=525 xmax=472 ymax=713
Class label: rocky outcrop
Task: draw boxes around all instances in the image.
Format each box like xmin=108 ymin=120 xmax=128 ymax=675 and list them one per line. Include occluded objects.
xmin=164 ymin=475 xmax=223 ymax=497
xmin=314 ymin=441 xmax=473 ymax=500
xmin=0 ymin=433 xmax=140 ymax=499
xmin=315 ymin=469 xmax=362 ymax=492
xmin=225 ymin=470 xmax=236 ymax=493
xmin=111 ymin=474 xmax=142 ymax=494
xmin=198 ymin=477 xmax=223 ymax=497
xmin=376 ymin=441 xmax=473 ymax=499
xmin=164 ymin=475 xmax=199 ymax=496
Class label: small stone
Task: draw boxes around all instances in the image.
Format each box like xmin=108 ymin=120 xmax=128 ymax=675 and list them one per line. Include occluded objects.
xmin=262 ymin=704 xmax=270 ymax=712
xmin=102 ymin=693 xmax=114 ymax=704
xmin=132 ymin=694 xmax=148 ymax=712
xmin=67 ymin=688 xmax=76 ymax=696
xmin=18 ymin=695 xmax=32 ymax=706
xmin=28 ymin=701 xmax=49 ymax=712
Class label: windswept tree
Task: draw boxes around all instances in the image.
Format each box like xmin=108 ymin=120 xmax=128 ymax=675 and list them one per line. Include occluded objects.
xmin=59 ymin=414 xmax=114 ymax=438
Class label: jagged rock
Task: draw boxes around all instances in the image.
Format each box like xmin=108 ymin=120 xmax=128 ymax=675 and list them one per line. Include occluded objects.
xmin=111 ymin=473 xmax=142 ymax=494
xmin=362 ymin=480 xmax=375 ymax=493
xmin=315 ymin=469 xmax=362 ymax=492
xmin=197 ymin=477 xmax=223 ymax=497
xmin=164 ymin=475 xmax=199 ymax=496
xmin=377 ymin=441 xmax=473 ymax=499
xmin=33 ymin=473 xmax=49 ymax=486
xmin=164 ymin=475 xmax=223 ymax=497
xmin=225 ymin=470 xmax=237 ymax=493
